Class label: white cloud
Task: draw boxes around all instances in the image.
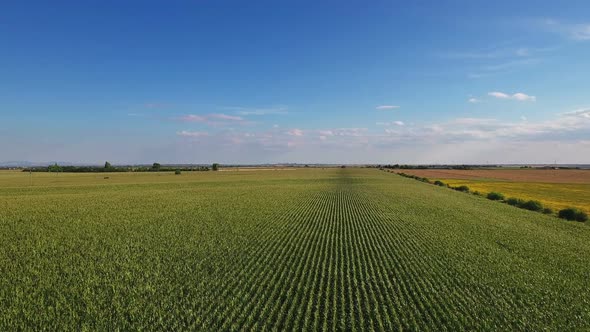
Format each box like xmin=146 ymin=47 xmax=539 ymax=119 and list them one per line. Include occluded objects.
xmin=330 ymin=128 xmax=368 ymax=136
xmin=177 ymin=130 xmax=209 ymax=137
xmin=468 ymin=98 xmax=480 ymax=103
xmin=318 ymin=130 xmax=334 ymax=136
xmin=488 ymin=91 xmax=536 ymax=102
xmin=418 ymin=111 xmax=590 ymax=142
xmin=167 ymin=108 xmax=590 ymax=164
xmin=512 ymin=93 xmax=536 ymax=102
xmin=376 ymin=105 xmax=400 ymax=110
xmin=376 ymin=121 xmax=404 ymax=126
xmin=563 ymin=108 xmax=590 ymax=118
xmin=287 ymin=129 xmax=304 ymax=136
xmin=488 ymin=92 xmax=510 ymax=99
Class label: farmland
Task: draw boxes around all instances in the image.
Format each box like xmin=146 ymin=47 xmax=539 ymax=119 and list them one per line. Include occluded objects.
xmin=1 ymin=168 xmax=590 ymax=330
xmin=396 ymin=169 xmax=590 ymax=214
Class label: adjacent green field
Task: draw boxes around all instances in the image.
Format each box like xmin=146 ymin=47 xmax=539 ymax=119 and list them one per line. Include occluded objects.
xmin=1 ymin=169 xmax=589 ymax=330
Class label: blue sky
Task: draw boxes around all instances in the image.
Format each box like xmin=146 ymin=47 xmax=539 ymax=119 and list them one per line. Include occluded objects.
xmin=1 ymin=1 xmax=590 ymax=164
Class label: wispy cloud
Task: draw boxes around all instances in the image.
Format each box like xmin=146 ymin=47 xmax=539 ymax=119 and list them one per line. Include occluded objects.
xmin=541 ymin=19 xmax=590 ymax=41
xmin=441 ymin=46 xmax=537 ymax=60
xmin=563 ymin=108 xmax=590 ymax=118
xmin=209 ymin=113 xmax=243 ymax=121
xmin=468 ymin=58 xmax=541 ymax=78
xmin=144 ymin=102 xmax=172 ymax=109
xmin=468 ymin=98 xmax=480 ymax=103
xmin=176 ymin=113 xmax=248 ymax=126
xmin=287 ymin=128 xmax=304 ymax=136
xmin=446 ymin=43 xmax=552 ymax=79
xmin=376 ymin=105 xmax=400 ymax=110
xmin=376 ymin=121 xmax=404 ymax=126
xmin=179 ymin=114 xmax=207 ymax=122
xmin=177 ymin=130 xmax=209 ymax=137
xmin=571 ymin=24 xmax=590 ymax=40
xmin=488 ymin=91 xmax=536 ymax=102
xmin=482 ymin=58 xmax=540 ymax=72
xmin=176 ymin=109 xmax=590 ymax=148
xmin=224 ymin=106 xmax=289 ymax=116
xmin=335 ymin=128 xmax=368 ymax=136
xmin=171 ymin=109 xmax=590 ymax=163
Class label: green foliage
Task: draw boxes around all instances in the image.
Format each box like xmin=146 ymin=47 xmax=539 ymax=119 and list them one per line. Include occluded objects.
xmin=212 ymin=163 xmax=220 ymax=171
xmin=175 ymin=169 xmax=181 ymax=175
xmin=434 ymin=180 xmax=445 ymax=186
xmin=152 ymin=162 xmax=161 ymax=171
xmin=542 ymin=208 xmax=554 ymax=215
xmin=454 ymin=185 xmax=470 ymax=192
xmin=104 ymin=161 xmax=112 ymax=169
xmin=47 ymin=163 xmax=62 ymax=172
xmin=487 ymin=192 xmax=505 ymax=201
xmin=520 ymin=200 xmax=544 ymax=212
xmin=506 ymin=197 xmax=525 ymax=206
xmin=558 ymin=208 xmax=588 ymax=222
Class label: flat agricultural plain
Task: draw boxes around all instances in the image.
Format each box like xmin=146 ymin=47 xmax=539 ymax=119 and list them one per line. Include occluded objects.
xmin=1 ymin=168 xmax=589 ymax=330
xmin=397 ymin=169 xmax=590 ymax=214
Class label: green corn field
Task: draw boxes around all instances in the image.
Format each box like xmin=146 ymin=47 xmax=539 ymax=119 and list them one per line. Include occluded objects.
xmin=1 ymin=168 xmax=589 ymax=330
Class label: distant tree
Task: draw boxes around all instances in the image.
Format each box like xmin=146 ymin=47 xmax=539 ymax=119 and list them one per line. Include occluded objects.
xmin=48 ymin=163 xmax=62 ymax=173
xmin=212 ymin=163 xmax=219 ymax=171
xmin=152 ymin=163 xmax=161 ymax=171
xmin=175 ymin=169 xmax=181 ymax=175
xmin=104 ymin=161 xmax=112 ymax=169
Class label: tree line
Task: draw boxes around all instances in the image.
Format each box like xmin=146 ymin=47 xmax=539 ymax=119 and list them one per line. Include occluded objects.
xmin=23 ymin=162 xmax=220 ymax=173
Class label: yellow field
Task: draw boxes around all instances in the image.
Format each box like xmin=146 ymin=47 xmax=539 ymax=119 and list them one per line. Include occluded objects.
xmin=396 ymin=169 xmax=590 ymax=215
xmin=439 ymin=179 xmax=590 ymax=214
